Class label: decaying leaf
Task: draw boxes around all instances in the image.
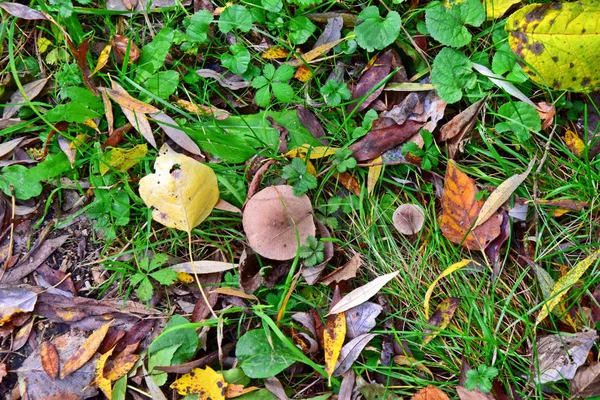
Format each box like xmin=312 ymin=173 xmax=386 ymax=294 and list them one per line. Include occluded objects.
xmin=439 ymin=161 xmax=502 ymax=250
xmin=349 ymin=120 xmax=424 ymax=161
xmin=345 ymin=302 xmax=382 ymax=339
xmin=170 ymin=260 xmax=237 ymax=275
xmin=139 ymin=143 xmax=220 ymax=232
xmin=40 ymin=341 xmax=59 ymax=381
xmin=393 ymin=204 xmax=425 ymax=235
xmin=439 ymin=97 xmax=487 ymax=159
xmin=95 ymin=347 xmax=115 ymax=398
xmin=242 ymin=185 xmax=316 ymax=260
xmin=333 ymin=333 xmax=376 ymax=377
xmin=424 ymin=260 xmax=473 ymax=319
xmin=412 ymin=385 xmax=450 ymax=400
xmin=533 ymin=329 xmax=597 ymax=383
xmin=0 ymin=287 xmax=37 ymax=325
xmin=100 ymin=144 xmax=148 ymax=175
xmin=170 ymin=366 xmax=226 ymax=398
xmin=0 ymin=2 xmax=49 ymax=19
xmin=565 ymin=129 xmax=585 ymax=157
xmin=475 ymin=158 xmax=535 ymax=226
xmin=321 ymin=253 xmax=363 ymax=285
xmin=324 ymin=287 xmax=346 ymax=385
xmin=346 ymin=50 xmax=393 ymax=114
xmin=328 ymin=271 xmax=399 ymax=315
xmin=176 ymin=99 xmax=230 ymax=120
xmin=572 ymin=362 xmax=600 ymax=398
xmin=261 ymin=46 xmax=290 ymax=59
xmin=505 ymin=0 xmax=600 ymax=91
xmin=536 ymin=249 xmax=600 ymax=325
xmin=3 ymin=77 xmax=50 ymax=120
xmin=61 ymin=320 xmax=112 ymax=379
xmin=104 ymin=353 xmax=139 ymax=381
xmin=422 ymin=297 xmax=461 ymax=344
xmin=112 ymin=34 xmax=140 ymax=64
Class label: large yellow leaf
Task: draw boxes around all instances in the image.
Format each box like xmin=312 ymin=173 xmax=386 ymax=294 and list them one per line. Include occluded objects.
xmin=506 ymin=0 xmax=600 ymax=91
xmin=170 ymin=366 xmax=226 ymax=399
xmin=324 ymin=308 xmax=346 ymax=385
xmin=484 ymin=0 xmax=521 ymax=20
xmin=139 ymin=144 xmax=219 ymax=232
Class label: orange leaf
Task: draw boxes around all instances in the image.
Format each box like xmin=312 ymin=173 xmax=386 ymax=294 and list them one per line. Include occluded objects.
xmin=40 ymin=341 xmax=59 ymax=381
xmin=60 ymin=320 xmax=112 ymax=379
xmin=412 ymin=385 xmax=450 ymax=400
xmin=536 ymin=101 xmax=555 ymax=130
xmin=438 ymin=161 xmax=502 ymax=250
xmin=294 ymin=66 xmax=313 ymax=82
xmin=104 ymin=353 xmax=139 ymax=381
xmin=225 ymin=384 xmax=259 ymax=398
xmin=94 ymin=347 xmax=115 ymax=399
xmin=337 ymin=172 xmax=361 ymax=196
xmin=261 ymin=47 xmax=290 ymax=59
xmin=324 ymin=286 xmax=346 ymax=385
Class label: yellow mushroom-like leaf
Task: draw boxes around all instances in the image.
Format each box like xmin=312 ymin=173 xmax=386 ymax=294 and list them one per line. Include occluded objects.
xmin=505 ymin=0 xmax=600 ymax=91
xmin=139 ymin=143 xmax=219 ymax=233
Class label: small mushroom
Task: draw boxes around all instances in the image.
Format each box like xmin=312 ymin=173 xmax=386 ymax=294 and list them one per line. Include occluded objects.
xmin=392 ymin=204 xmax=425 ymax=235
xmin=242 ymin=185 xmax=316 ymax=260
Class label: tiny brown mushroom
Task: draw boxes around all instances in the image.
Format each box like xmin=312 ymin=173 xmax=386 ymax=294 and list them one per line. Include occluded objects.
xmin=242 ymin=185 xmax=316 ymax=260
xmin=392 ymin=204 xmax=425 ymax=235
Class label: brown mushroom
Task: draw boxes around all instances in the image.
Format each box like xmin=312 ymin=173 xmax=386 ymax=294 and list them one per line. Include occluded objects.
xmin=392 ymin=204 xmax=425 ymax=235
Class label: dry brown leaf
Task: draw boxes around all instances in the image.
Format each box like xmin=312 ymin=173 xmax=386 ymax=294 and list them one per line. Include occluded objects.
xmin=456 ymin=387 xmax=494 ymax=400
xmin=336 ymin=172 xmax=361 ymax=196
xmin=120 ymin=102 xmax=156 ymax=148
xmin=0 ymin=2 xmax=48 ymax=19
xmin=242 ymin=185 xmax=315 ymax=260
xmin=572 ymin=362 xmax=600 ymax=398
xmin=412 ymin=385 xmax=450 ymax=400
xmin=107 ymin=82 xmax=159 ymax=114
xmin=40 ymin=341 xmax=59 ymax=381
xmin=3 ymin=77 xmax=50 ymax=120
xmin=13 ymin=318 xmax=34 ymax=351
xmin=346 ymin=50 xmax=393 ymax=114
xmin=439 ymin=98 xmax=487 ymax=159
xmin=439 ymin=161 xmax=502 ymax=250
xmin=393 ymin=204 xmax=425 ymax=235
xmin=210 ymin=287 xmax=258 ymax=301
xmin=536 ymin=101 xmax=555 ymax=130
xmin=67 ymin=38 xmax=98 ymax=96
xmin=60 ymin=320 xmax=112 ymax=379
xmin=324 ymin=286 xmax=346 ymax=385
xmin=226 ymin=384 xmax=260 ymax=398
xmin=112 ymin=34 xmax=140 ymax=64
xmin=320 ymin=253 xmax=363 ymax=285
xmin=349 ymin=120 xmax=424 ymax=161
xmin=297 ymin=106 xmax=328 ymax=145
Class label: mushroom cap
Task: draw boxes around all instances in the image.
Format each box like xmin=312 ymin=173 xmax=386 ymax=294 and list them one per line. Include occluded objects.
xmin=242 ymin=185 xmax=316 ymax=260
xmin=392 ymin=204 xmax=425 ymax=235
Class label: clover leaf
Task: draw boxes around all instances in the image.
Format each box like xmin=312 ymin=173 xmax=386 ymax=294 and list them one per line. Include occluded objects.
xmin=495 ymin=102 xmax=541 ymax=142
xmin=425 ymin=0 xmax=485 ymax=48
xmin=218 ymin=5 xmax=253 ymax=33
xmin=221 ymin=43 xmax=251 ymax=75
xmin=251 ymin=64 xmax=295 ymax=107
xmin=431 ymin=48 xmax=476 ymax=104
xmin=320 ymin=79 xmax=351 ymax=107
xmin=355 ymin=6 xmax=401 ymax=52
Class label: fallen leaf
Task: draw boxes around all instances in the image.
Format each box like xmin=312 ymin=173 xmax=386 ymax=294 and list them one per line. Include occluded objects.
xmin=422 ymin=297 xmax=460 ymax=344
xmin=95 ymin=347 xmax=115 ymax=399
xmin=210 ymin=287 xmax=258 ymax=301
xmin=324 ymin=287 xmax=346 ymax=385
xmin=226 ymin=384 xmax=260 ymax=398
xmin=393 ymin=204 xmax=425 ymax=235
xmin=367 ymin=157 xmax=382 ymax=195
xmin=345 ymin=302 xmax=382 ymax=339
xmin=475 ymin=158 xmax=535 ymax=226
xmin=286 ymin=144 xmax=339 ymax=159
xmin=297 ymin=106 xmax=328 ymax=145
xmin=151 ymin=111 xmax=202 ymax=156
xmin=393 ymin=355 xmax=434 ymax=378
xmin=286 ymin=39 xmax=343 ymax=67
xmin=112 ymin=34 xmax=140 ymax=64
xmin=439 ymin=161 xmax=502 ymax=250
xmin=333 ymin=333 xmax=376 ymax=377
xmin=506 ymin=1 xmax=600 ymax=91
xmin=536 ymin=249 xmax=600 ymax=325
xmin=261 ymin=47 xmax=290 ymax=59
xmin=359 ymin=382 xmax=402 ymax=400
xmin=471 ymin=63 xmax=537 ymax=108
xmin=456 ymin=386 xmax=494 ymax=400
xmin=108 ymin=82 xmax=158 ymax=114
xmin=349 ymin=120 xmax=424 ymax=161
xmin=439 ymin=97 xmax=487 ymax=158
xmin=170 ymin=260 xmax=237 ymax=274
xmin=484 ymin=210 xmax=510 ymax=279
xmin=176 ymin=99 xmax=230 ymax=120
xmin=337 ymin=172 xmax=361 ymax=196
xmin=0 ymin=287 xmax=37 ymax=325
xmin=328 ymin=271 xmax=399 ymax=315
xmin=533 ymin=330 xmax=597 ymax=383
xmin=424 ymin=260 xmax=472 ymax=319
xmin=192 ymin=272 xmax=223 ymax=321
xmin=170 ymin=366 xmax=226 ymax=398
xmin=565 ymin=129 xmax=585 ymax=157
xmin=264 ymin=376 xmax=288 ymax=399
xmin=40 ymin=341 xmax=59 ymax=381
xmin=242 ymin=185 xmax=316 ymax=260
xmin=90 ymin=44 xmax=111 ymax=77
xmin=483 ymin=0 xmax=521 ymax=20
xmin=346 ymin=50 xmax=393 ymax=114
xmin=13 ymin=318 xmax=34 ymax=351
xmin=0 ymin=2 xmax=48 ymax=19
xmin=67 ymin=38 xmax=98 ymax=95
xmin=61 ymin=320 xmax=112 ymax=379
xmin=294 ymin=65 xmax=313 ymax=82
xmin=412 ymin=385 xmax=450 ymax=400
xmin=321 ymin=253 xmax=363 ymax=285
xmin=339 ymin=370 xmax=356 ymax=399
xmin=3 ymin=77 xmax=50 ymax=120
xmin=139 ymin=143 xmax=220 ymax=232
xmin=104 ymin=353 xmax=139 ymax=381
xmin=0 ymin=363 xmax=6 ymax=384
xmin=0 ymin=136 xmax=25 ymax=158
xmin=196 ymin=69 xmax=252 ymax=90
xmin=572 ymin=362 xmax=600 ymax=397
xmin=100 ymin=144 xmax=148 ymax=175
xmin=536 ymin=101 xmax=555 ymax=130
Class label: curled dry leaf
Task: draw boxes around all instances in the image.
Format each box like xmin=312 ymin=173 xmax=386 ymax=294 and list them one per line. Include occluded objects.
xmin=321 ymin=252 xmax=363 ymax=285
xmin=393 ymin=204 xmax=425 ymax=235
xmin=112 ymin=34 xmax=140 ymax=64
xmin=139 ymin=143 xmax=219 ymax=233
xmin=439 ymin=97 xmax=487 ymax=159
xmin=242 ymin=185 xmax=316 ymax=260
xmin=61 ymin=320 xmax=112 ymax=379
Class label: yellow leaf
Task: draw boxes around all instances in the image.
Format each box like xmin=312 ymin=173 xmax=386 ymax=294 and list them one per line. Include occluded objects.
xmin=37 ymin=37 xmax=52 ymax=54
xmin=286 ymin=39 xmax=344 ymax=67
xmin=104 ymin=353 xmax=139 ymax=381
xmin=225 ymin=384 xmax=259 ymax=398
xmin=506 ymin=1 xmax=600 ymax=91
xmin=61 ymin=320 xmax=112 ymax=379
xmin=100 ymin=144 xmax=148 ymax=176
xmin=90 ymin=45 xmax=111 ymax=77
xmin=261 ymin=46 xmax=290 ymax=59
xmin=324 ymin=310 xmax=346 ymax=385
xmin=94 ymin=347 xmax=114 ymax=399
xmin=178 ymin=272 xmax=195 ymax=283
xmin=422 ymin=297 xmax=460 ymax=344
xmin=138 ymin=143 xmax=220 ymax=233
xmin=82 ymin=119 xmax=98 ymax=130
xmin=536 ymin=249 xmax=600 ymax=325
xmin=393 ymin=355 xmax=433 ymax=377
xmin=484 ymin=0 xmax=521 ymax=19
xmin=170 ymin=366 xmax=226 ymax=399
xmin=367 ymin=157 xmax=382 ymax=195
xmin=286 ymin=144 xmax=340 ymax=159
xmin=175 ymin=99 xmax=230 ymax=120
xmin=424 ymin=260 xmax=472 ymax=319
xmin=565 ymin=130 xmax=585 ymax=157
xmin=294 ymin=66 xmax=313 ymax=82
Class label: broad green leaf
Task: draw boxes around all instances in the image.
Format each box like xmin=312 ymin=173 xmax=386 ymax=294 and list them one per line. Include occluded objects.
xmin=536 ymin=249 xmax=600 ymax=325
xmin=149 ymin=315 xmax=198 ymax=365
xmin=271 ymin=82 xmax=294 ymax=103
xmin=431 ymin=48 xmax=476 ymax=103
xmin=135 ymin=28 xmax=174 ymax=84
xmin=143 ymin=70 xmax=180 ymax=99
xmin=483 ymin=0 xmax=521 ymax=20
xmin=136 ymin=277 xmax=154 ymax=302
xmin=261 ymin=0 xmax=282 ymax=12
xmin=492 ymin=42 xmax=528 ymax=83
xmin=148 ymin=344 xmax=180 ymax=386
xmin=187 ymin=10 xmax=213 ymax=43
xmin=236 ymin=329 xmax=297 ymax=378
xmin=218 ymin=5 xmax=253 ymax=33
xmin=150 ymin=268 xmax=179 ymax=285
xmin=495 ymin=101 xmax=541 ymax=142
xmin=426 ymin=0 xmax=485 ymax=48
xmin=355 ymin=6 xmax=401 ymax=52
xmin=273 ymin=65 xmax=294 ymax=81
xmin=221 ymin=43 xmax=250 ymax=74
xmin=506 ymin=0 xmax=600 ymax=91
xmin=47 ymin=102 xmax=102 ymax=123
xmin=288 ymin=16 xmax=317 ymax=45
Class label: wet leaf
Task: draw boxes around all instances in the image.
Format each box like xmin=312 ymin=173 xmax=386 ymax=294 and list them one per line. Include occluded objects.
xmin=393 ymin=204 xmax=425 ymax=235
xmin=242 ymin=185 xmax=315 ymax=260
xmin=40 ymin=341 xmax=59 ymax=381
xmin=0 ymin=288 xmax=37 ymax=325
xmin=422 ymin=297 xmax=460 ymax=344
xmin=324 ymin=287 xmax=346 ymax=384
xmin=506 ymin=0 xmax=600 ymax=91
xmin=475 ymin=158 xmax=535 ymax=226
xmin=139 ymin=143 xmax=220 ymax=233
xmin=100 ymin=144 xmax=147 ymax=175
xmin=349 ymin=120 xmax=424 ymax=161
xmin=346 ymin=50 xmax=393 ymax=113
xmin=328 ymin=271 xmax=399 ymax=315
xmin=439 ymin=161 xmax=502 ymax=250
xmin=412 ymin=385 xmax=450 ymax=400
xmin=424 ymin=260 xmax=472 ymax=319
xmin=95 ymin=347 xmax=115 ymax=398
xmin=333 ymin=333 xmax=376 ymax=377
xmin=61 ymin=320 xmax=112 ymax=378
xmin=171 ymin=366 xmax=226 ymax=398
xmin=565 ymin=129 xmax=585 ymax=157
xmin=572 ymin=362 xmax=600 ymax=397
xmin=3 ymin=77 xmax=50 ymax=120
xmin=536 ymin=249 xmax=600 ymax=325
xmin=321 ymin=253 xmax=363 ymax=286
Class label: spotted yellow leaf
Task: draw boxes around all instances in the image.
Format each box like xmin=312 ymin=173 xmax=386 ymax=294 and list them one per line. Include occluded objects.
xmin=565 ymin=130 xmax=585 ymax=157
xmin=484 ymin=0 xmax=521 ymax=20
xmin=506 ymin=1 xmax=600 ymax=91
xmin=261 ymin=46 xmax=290 ymax=59
xmin=286 ymin=144 xmax=339 ymax=159
xmin=100 ymin=144 xmax=148 ymax=175
xmin=170 ymin=366 xmax=226 ymax=399
xmin=424 ymin=259 xmax=472 ymax=319
xmin=294 ymin=66 xmax=313 ymax=82
xmin=94 ymin=347 xmax=114 ymax=399
xmin=324 ymin=305 xmax=346 ymax=385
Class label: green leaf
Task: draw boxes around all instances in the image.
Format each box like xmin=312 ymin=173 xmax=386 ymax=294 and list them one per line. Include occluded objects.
xmin=355 ymin=6 xmax=401 ymax=52
xmin=299 ymin=236 xmax=325 ymax=267
xmin=492 ymin=42 xmax=527 ymax=83
xmin=49 ymin=0 xmax=73 ymax=17
xmin=150 ymin=268 xmax=179 ymax=285
xmin=332 ymin=149 xmax=357 ymax=173
xmin=289 ymin=16 xmax=317 ymax=45
xmin=495 ymin=101 xmax=541 ymax=142
xmin=236 ymin=329 xmax=298 ymax=378
xmin=148 ymin=253 xmax=169 ymax=271
xmin=431 ymin=47 xmax=475 ymax=104
xmin=271 ymin=82 xmax=295 ymax=103
xmin=282 ymin=158 xmax=318 ymax=196
xmin=251 ymin=75 xmax=269 ymax=90
xmin=135 ymin=28 xmax=174 ymax=84
xmin=255 ymin=86 xmax=271 ymax=108
xmin=148 ymin=344 xmax=180 ymax=386
xmin=143 ymin=70 xmax=180 ymax=99
xmin=320 ymin=80 xmax=351 ymax=107
xmin=218 ymin=5 xmax=254 ymax=33
xmin=262 ymin=0 xmax=282 ymax=12
xmin=136 ymin=277 xmax=154 ymax=302
xmin=273 ymin=65 xmax=294 ymax=82
xmin=187 ymin=10 xmax=213 ymax=43
xmin=425 ymin=0 xmax=485 ymax=48
xmin=47 ymin=102 xmax=102 ymax=123
xmin=149 ymin=315 xmax=198 ymax=365
xmin=221 ymin=43 xmax=251 ymax=75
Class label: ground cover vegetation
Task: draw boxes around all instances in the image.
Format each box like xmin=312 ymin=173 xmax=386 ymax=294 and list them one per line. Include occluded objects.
xmin=0 ymin=0 xmax=599 ymax=398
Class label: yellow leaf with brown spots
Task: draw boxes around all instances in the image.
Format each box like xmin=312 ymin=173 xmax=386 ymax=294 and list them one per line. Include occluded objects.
xmin=261 ymin=46 xmax=290 ymax=59
xmin=506 ymin=1 xmax=600 ymax=91
xmin=170 ymin=366 xmax=226 ymax=399
xmin=294 ymin=66 xmax=313 ymax=82
xmin=94 ymin=347 xmax=114 ymax=399
xmin=324 ymin=287 xmax=346 ymax=386
xmin=565 ymin=129 xmax=585 ymax=157
xmin=422 ymin=297 xmax=460 ymax=344
xmin=104 ymin=353 xmax=139 ymax=381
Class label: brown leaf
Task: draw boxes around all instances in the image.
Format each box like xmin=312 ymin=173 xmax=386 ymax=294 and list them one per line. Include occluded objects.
xmin=150 ymin=111 xmax=202 ymax=155
xmin=336 ymin=172 xmax=361 ymax=196
xmin=61 ymin=320 xmax=112 ymax=379
xmin=536 ymin=101 xmax=555 ymax=130
xmin=112 ymin=34 xmax=140 ymax=64
xmin=320 ymin=253 xmax=363 ymax=285
xmin=422 ymin=297 xmax=460 ymax=344
xmin=393 ymin=204 xmax=425 ymax=235
xmin=107 ymin=83 xmax=159 ymax=114
xmin=246 ymin=159 xmax=276 ymax=202
xmin=192 ymin=272 xmax=223 ymax=322
xmin=297 ymin=106 xmax=328 ymax=145
xmin=242 ymin=185 xmax=315 ymax=260
xmin=3 ymin=77 xmax=50 ymax=120
xmin=456 ymin=387 xmax=494 ymax=400
xmin=572 ymin=362 xmax=600 ymax=398
xmin=439 ymin=161 xmax=502 ymax=250
xmin=484 ymin=210 xmax=510 ymax=279
xmin=346 ymin=50 xmax=393 ymax=114
xmin=349 ymin=120 xmax=424 ymax=161
xmin=1 ymin=235 xmax=70 ymax=283
xmin=333 ymin=333 xmax=376 ymax=377
xmin=411 ymin=385 xmax=450 ymax=400
xmin=440 ymin=98 xmax=487 ymax=159
xmin=0 ymin=2 xmax=48 ymax=19
xmin=66 ymin=38 xmax=98 ymax=95
xmin=104 ymin=353 xmax=139 ymax=381
xmin=0 ymin=287 xmax=37 ymax=325
xmin=13 ymin=318 xmax=34 ymax=351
